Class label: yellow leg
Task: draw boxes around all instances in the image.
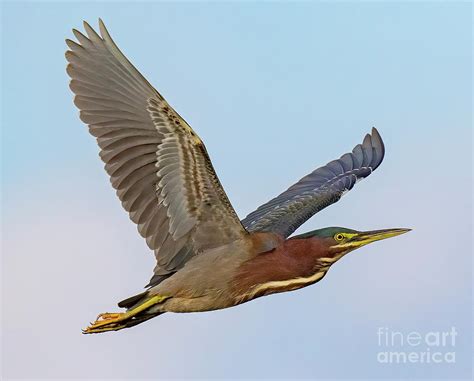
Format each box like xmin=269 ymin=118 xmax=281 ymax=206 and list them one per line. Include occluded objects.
xmin=83 ymin=295 xmax=168 ymax=334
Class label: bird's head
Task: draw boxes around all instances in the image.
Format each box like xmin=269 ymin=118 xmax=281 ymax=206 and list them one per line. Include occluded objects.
xmin=294 ymin=226 xmax=411 ymax=264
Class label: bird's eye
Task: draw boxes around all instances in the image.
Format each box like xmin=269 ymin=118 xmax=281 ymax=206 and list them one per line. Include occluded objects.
xmin=334 ymin=233 xmax=345 ymax=241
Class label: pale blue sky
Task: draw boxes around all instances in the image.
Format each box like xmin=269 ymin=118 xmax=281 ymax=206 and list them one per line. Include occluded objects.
xmin=2 ymin=1 xmax=472 ymax=380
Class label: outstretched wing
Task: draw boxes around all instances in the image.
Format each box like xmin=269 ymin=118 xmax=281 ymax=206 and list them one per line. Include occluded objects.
xmin=66 ymin=20 xmax=246 ymax=285
xmin=241 ymin=128 xmax=385 ymax=237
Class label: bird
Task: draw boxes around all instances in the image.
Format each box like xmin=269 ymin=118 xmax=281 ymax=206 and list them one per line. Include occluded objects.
xmin=65 ymin=19 xmax=410 ymax=334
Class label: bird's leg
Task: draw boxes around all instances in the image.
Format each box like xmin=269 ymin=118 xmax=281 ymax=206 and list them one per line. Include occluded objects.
xmin=83 ymin=295 xmax=168 ymax=334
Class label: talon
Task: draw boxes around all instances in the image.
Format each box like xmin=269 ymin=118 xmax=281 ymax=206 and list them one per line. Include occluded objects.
xmin=96 ymin=312 xmax=122 ymax=321
xmin=84 ymin=311 xmax=126 ymax=333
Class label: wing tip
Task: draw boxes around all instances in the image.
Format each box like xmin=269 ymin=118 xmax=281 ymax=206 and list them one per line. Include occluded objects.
xmin=98 ymin=18 xmax=111 ymax=40
xmin=371 ymin=127 xmax=383 ymax=147
xmin=370 ymin=126 xmax=385 ymax=168
xmin=72 ymin=28 xmax=86 ymax=42
xmin=82 ymin=20 xmax=102 ymax=42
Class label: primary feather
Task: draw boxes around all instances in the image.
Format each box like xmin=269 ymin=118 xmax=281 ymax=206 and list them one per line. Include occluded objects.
xmin=241 ymin=128 xmax=385 ymax=237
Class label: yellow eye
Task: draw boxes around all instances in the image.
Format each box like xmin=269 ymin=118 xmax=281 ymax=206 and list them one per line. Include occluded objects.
xmin=334 ymin=233 xmax=345 ymax=241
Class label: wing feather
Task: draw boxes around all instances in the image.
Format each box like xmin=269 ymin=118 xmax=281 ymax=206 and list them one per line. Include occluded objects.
xmin=66 ymin=19 xmax=246 ymax=287
xmin=241 ymin=128 xmax=385 ymax=237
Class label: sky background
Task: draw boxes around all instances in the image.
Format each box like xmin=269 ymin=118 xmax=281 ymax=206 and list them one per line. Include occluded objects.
xmin=1 ymin=1 xmax=472 ymax=380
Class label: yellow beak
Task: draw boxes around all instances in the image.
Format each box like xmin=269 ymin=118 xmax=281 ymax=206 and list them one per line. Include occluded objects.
xmin=353 ymin=228 xmax=411 ymax=246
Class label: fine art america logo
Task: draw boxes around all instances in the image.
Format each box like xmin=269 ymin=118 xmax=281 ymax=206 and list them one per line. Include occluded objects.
xmin=377 ymin=327 xmax=457 ymax=364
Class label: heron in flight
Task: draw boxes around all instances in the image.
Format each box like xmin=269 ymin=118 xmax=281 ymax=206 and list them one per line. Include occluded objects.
xmin=65 ymin=20 xmax=410 ymax=334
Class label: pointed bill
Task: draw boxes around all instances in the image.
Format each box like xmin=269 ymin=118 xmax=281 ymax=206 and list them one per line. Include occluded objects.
xmin=354 ymin=228 xmax=411 ymax=246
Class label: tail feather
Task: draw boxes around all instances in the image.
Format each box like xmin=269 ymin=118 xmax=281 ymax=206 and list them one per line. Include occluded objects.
xmin=118 ymin=291 xmax=149 ymax=309
xmin=123 ymin=312 xmax=164 ymax=329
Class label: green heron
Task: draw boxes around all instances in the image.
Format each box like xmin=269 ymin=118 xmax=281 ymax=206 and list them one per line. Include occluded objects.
xmin=66 ymin=20 xmax=410 ymax=334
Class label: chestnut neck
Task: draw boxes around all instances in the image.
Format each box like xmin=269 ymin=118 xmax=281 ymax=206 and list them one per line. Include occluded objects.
xmin=233 ymin=237 xmax=331 ymax=297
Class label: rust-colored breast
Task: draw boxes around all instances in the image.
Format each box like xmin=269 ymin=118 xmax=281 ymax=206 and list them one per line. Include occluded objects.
xmin=231 ymin=236 xmax=327 ymax=302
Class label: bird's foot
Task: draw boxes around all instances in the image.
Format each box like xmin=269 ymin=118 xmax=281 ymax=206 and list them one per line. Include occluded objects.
xmin=82 ymin=294 xmax=169 ymax=334
xmin=83 ymin=312 xmax=126 ymax=334
xmin=96 ymin=312 xmax=122 ymax=321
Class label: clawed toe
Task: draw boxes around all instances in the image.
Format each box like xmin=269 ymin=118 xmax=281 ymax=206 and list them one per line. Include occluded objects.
xmin=83 ymin=311 xmax=127 ymax=334
xmin=83 ymin=295 xmax=168 ymax=334
xmin=96 ymin=312 xmax=122 ymax=321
